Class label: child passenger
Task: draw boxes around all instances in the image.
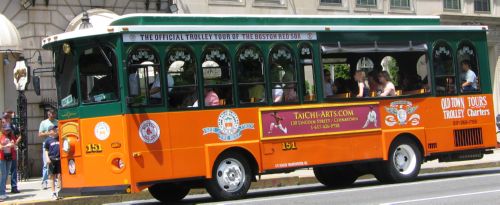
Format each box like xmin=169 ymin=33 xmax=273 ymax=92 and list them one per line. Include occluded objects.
xmin=44 ymin=125 xmax=62 ymax=200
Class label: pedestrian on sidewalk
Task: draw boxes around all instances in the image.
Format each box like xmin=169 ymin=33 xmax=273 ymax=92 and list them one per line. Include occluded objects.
xmin=38 ymin=109 xmax=58 ymax=190
xmin=496 ymin=114 xmax=500 ymax=131
xmin=43 ymin=125 xmax=62 ymax=200
xmin=2 ymin=110 xmax=21 ymax=194
xmin=0 ymin=122 xmax=18 ymax=201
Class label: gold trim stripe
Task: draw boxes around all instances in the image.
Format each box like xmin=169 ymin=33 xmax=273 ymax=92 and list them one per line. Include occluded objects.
xmin=260 ymin=128 xmax=382 ymax=141
xmin=258 ymin=101 xmax=379 ymax=112
xmin=205 ymin=140 xmax=260 ymax=147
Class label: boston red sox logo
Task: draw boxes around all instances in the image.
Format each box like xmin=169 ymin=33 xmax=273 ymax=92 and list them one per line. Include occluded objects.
xmin=139 ymin=120 xmax=160 ymax=144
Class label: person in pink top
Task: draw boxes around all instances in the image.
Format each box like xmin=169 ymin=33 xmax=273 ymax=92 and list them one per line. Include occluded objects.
xmin=0 ymin=124 xmax=19 ymax=201
xmin=204 ymin=89 xmax=220 ymax=107
xmin=378 ymin=71 xmax=396 ymax=97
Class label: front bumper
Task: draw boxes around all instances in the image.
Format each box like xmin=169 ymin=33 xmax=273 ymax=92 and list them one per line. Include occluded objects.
xmin=59 ymin=184 xmax=131 ymax=197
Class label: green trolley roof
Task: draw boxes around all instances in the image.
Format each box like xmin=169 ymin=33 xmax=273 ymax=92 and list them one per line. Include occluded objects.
xmin=42 ymin=14 xmax=490 ymax=48
xmin=110 ymin=14 xmax=441 ymax=26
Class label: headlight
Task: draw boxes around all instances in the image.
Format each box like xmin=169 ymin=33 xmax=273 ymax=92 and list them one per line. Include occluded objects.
xmin=63 ymin=138 xmax=71 ymax=153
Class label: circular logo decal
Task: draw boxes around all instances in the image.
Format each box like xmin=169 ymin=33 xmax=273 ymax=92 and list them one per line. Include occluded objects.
xmin=139 ymin=120 xmax=160 ymax=144
xmin=217 ymin=110 xmax=240 ymax=141
xmin=307 ymin=32 xmax=313 ymax=40
xmin=68 ymin=159 xmax=76 ymax=175
xmin=129 ymin=34 xmax=137 ymax=41
xmin=94 ymin=122 xmax=111 ymax=141
xmin=202 ymin=110 xmax=255 ymax=142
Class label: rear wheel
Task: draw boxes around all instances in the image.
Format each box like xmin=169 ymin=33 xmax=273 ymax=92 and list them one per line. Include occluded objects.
xmin=375 ymin=137 xmax=422 ymax=183
xmin=148 ymin=183 xmax=190 ymax=203
xmin=205 ymin=152 xmax=252 ymax=200
xmin=313 ymin=165 xmax=359 ymax=188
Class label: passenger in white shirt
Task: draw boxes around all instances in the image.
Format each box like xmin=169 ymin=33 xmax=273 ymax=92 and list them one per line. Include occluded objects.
xmin=150 ymin=76 xmax=161 ymax=97
xmin=323 ymin=69 xmax=334 ymax=97
xmin=149 ymin=72 xmax=175 ymax=104
xmin=460 ymin=60 xmax=478 ymax=92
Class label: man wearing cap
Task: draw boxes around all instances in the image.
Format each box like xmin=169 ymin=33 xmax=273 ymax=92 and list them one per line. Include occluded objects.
xmin=2 ymin=111 xmax=21 ymax=194
xmin=0 ymin=123 xmax=19 ymax=201
xmin=38 ymin=109 xmax=58 ymax=189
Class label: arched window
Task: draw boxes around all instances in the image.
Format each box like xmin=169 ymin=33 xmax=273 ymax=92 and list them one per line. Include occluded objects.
xmin=78 ymin=45 xmax=119 ymax=104
xmin=127 ymin=46 xmax=161 ymax=106
xmin=416 ymin=54 xmax=431 ymax=92
xmin=457 ymin=41 xmax=480 ymax=93
xmin=236 ymin=45 xmax=265 ymax=104
xmin=380 ymin=56 xmax=399 ymax=87
xmin=201 ymin=44 xmax=232 ymax=107
xmin=432 ymin=41 xmax=455 ymax=96
xmin=269 ymin=44 xmax=298 ymax=104
xmin=357 ymin=57 xmax=374 ymax=72
xmin=165 ymin=45 xmax=198 ymax=109
xmin=299 ymin=43 xmax=316 ymax=102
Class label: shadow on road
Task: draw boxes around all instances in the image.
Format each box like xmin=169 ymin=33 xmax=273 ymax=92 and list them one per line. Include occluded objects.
xmin=131 ymin=167 xmax=500 ymax=205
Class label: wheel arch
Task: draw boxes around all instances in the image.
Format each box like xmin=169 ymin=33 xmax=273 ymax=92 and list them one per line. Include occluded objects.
xmin=389 ymin=132 xmax=425 ymax=160
xmin=210 ymin=146 xmax=260 ymax=181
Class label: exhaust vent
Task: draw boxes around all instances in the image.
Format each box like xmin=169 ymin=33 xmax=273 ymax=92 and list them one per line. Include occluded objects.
xmin=428 ymin=143 xmax=437 ymax=149
xmin=454 ymin=128 xmax=483 ymax=147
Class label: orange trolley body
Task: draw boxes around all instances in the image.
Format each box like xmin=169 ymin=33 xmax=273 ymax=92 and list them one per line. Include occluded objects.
xmin=58 ymin=94 xmax=496 ymax=194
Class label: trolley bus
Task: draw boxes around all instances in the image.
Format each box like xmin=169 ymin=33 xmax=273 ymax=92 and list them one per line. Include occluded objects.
xmin=41 ymin=14 xmax=496 ymax=202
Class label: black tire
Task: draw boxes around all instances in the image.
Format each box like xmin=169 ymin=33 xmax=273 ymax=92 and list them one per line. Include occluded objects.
xmin=205 ymin=152 xmax=252 ymax=200
xmin=148 ymin=183 xmax=190 ymax=203
xmin=375 ymin=137 xmax=422 ymax=183
xmin=313 ymin=165 xmax=359 ymax=188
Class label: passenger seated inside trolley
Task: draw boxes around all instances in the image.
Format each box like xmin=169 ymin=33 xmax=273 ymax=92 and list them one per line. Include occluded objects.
xmin=320 ymin=41 xmax=432 ymax=99
xmin=460 ymin=60 xmax=479 ymax=92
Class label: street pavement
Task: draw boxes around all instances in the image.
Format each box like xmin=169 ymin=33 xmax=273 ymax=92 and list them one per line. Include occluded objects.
xmin=108 ymin=167 xmax=500 ymax=205
xmin=5 ymin=149 xmax=500 ymax=204
xmin=0 ymin=178 xmax=57 ymax=204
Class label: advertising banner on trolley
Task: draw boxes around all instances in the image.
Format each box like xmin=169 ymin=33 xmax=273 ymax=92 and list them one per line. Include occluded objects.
xmin=260 ymin=103 xmax=380 ymax=139
xmin=123 ymin=32 xmax=317 ymax=42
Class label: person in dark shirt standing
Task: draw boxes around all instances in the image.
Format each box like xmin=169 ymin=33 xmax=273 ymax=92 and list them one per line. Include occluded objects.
xmin=43 ymin=125 xmax=61 ymax=200
xmin=39 ymin=109 xmax=58 ymax=189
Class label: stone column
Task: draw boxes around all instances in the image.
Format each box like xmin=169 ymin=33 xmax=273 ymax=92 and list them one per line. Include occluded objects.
xmin=493 ymin=44 xmax=500 ymax=121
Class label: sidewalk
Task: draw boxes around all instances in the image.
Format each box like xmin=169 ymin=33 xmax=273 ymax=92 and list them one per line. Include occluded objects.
xmin=5 ymin=149 xmax=500 ymax=205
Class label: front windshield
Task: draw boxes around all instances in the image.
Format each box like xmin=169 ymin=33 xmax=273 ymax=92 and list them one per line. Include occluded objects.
xmin=56 ymin=49 xmax=78 ymax=108
xmin=79 ymin=46 xmax=119 ymax=104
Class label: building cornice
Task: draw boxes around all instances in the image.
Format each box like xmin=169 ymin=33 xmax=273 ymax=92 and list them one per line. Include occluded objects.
xmin=440 ymin=14 xmax=500 ymax=26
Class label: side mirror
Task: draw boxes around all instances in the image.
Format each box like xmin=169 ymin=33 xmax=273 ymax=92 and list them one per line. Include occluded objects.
xmin=32 ymin=75 xmax=41 ymax=96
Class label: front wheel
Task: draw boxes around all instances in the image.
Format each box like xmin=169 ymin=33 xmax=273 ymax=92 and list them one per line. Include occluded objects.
xmin=375 ymin=138 xmax=422 ymax=183
xmin=148 ymin=183 xmax=190 ymax=203
xmin=205 ymin=152 xmax=252 ymax=200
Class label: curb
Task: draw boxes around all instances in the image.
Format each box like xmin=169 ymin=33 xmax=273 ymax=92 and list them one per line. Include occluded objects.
xmin=12 ymin=161 xmax=500 ymax=205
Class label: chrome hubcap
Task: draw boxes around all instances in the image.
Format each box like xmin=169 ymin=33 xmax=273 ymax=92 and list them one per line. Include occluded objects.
xmin=216 ymin=158 xmax=245 ymax=192
xmin=392 ymin=144 xmax=417 ymax=175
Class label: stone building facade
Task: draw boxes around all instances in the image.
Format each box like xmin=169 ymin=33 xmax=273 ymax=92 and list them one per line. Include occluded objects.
xmin=0 ymin=0 xmax=499 ymax=177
